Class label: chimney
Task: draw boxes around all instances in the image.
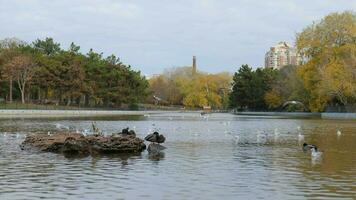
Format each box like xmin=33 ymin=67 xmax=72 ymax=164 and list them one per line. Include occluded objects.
xmin=192 ymin=56 xmax=197 ymax=75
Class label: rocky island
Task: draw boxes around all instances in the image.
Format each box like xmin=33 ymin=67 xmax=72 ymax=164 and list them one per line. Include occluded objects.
xmin=20 ymin=131 xmax=146 ymax=156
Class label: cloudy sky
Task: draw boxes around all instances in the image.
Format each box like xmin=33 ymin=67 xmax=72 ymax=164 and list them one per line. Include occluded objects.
xmin=0 ymin=0 xmax=355 ymax=75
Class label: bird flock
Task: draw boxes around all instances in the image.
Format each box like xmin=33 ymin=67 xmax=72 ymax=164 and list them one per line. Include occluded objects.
xmin=0 ymin=115 xmax=345 ymax=163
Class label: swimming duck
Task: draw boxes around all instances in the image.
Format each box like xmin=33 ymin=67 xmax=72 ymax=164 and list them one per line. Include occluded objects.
xmin=310 ymin=146 xmax=322 ymax=158
xmin=303 ymin=143 xmax=317 ymax=152
xmin=145 ymin=132 xmax=166 ymax=144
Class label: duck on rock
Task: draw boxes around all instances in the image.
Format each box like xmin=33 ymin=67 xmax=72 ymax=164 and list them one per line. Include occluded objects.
xmin=119 ymin=127 xmax=136 ymax=136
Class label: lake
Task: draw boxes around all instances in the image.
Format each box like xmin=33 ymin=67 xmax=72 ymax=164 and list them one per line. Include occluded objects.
xmin=0 ymin=112 xmax=355 ymax=199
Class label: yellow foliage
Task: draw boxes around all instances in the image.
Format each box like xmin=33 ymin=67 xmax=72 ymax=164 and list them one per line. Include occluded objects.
xmin=296 ymin=11 xmax=356 ymax=111
xmin=149 ymin=67 xmax=232 ymax=109
xmin=264 ymin=89 xmax=283 ymax=109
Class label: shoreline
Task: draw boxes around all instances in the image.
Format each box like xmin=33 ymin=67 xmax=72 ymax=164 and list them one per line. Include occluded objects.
xmin=0 ymin=109 xmax=355 ymax=120
xmin=234 ymin=111 xmax=356 ymax=120
xmin=0 ymin=109 xmax=183 ymax=119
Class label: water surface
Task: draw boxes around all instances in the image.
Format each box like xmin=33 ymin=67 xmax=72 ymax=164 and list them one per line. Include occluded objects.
xmin=0 ymin=113 xmax=355 ymax=199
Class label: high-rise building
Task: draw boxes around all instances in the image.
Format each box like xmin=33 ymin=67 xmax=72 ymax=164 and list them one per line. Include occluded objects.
xmin=265 ymin=42 xmax=300 ymax=69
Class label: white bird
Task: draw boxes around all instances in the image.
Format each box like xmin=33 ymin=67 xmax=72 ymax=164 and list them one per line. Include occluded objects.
xmin=298 ymin=132 xmax=305 ymax=142
xmin=257 ymin=131 xmax=267 ymax=144
xmin=311 ymin=147 xmax=322 ymax=158
xmin=233 ymin=135 xmax=240 ymax=144
xmin=81 ymin=129 xmax=89 ymax=136
xmin=337 ymin=130 xmax=341 ymax=136
xmin=16 ymin=133 xmax=20 ymax=139
xmin=47 ymin=131 xmax=52 ymax=136
xmin=274 ymin=128 xmax=280 ymax=141
xmin=55 ymin=123 xmax=69 ymax=130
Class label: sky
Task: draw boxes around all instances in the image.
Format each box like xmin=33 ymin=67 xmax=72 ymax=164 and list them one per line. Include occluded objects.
xmin=0 ymin=0 xmax=355 ymax=76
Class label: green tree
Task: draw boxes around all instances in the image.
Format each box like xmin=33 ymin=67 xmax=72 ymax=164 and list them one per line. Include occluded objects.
xmin=33 ymin=37 xmax=61 ymax=56
xmin=229 ymin=64 xmax=253 ymax=109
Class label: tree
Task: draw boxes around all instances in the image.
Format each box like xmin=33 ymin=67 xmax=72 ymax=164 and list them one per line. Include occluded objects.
xmin=265 ymin=65 xmax=308 ymax=110
xmin=229 ymin=64 xmax=253 ymax=109
xmin=3 ymin=54 xmax=37 ymax=103
xmin=229 ymin=65 xmax=278 ymax=111
xmin=148 ymin=67 xmax=231 ymax=109
xmin=296 ymin=11 xmax=356 ymax=111
xmin=0 ymin=38 xmax=26 ymax=102
xmin=33 ymin=37 xmax=61 ymax=56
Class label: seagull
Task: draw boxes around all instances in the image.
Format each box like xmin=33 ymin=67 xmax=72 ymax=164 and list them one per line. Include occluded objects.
xmin=337 ymin=130 xmax=341 ymax=137
xmin=257 ymin=131 xmax=268 ymax=144
xmin=55 ymin=123 xmax=69 ymax=130
xmin=298 ymin=132 xmax=305 ymax=142
xmin=81 ymin=129 xmax=89 ymax=136
xmin=47 ymin=131 xmax=52 ymax=136
xmin=233 ymin=135 xmax=240 ymax=144
xmin=274 ymin=128 xmax=280 ymax=141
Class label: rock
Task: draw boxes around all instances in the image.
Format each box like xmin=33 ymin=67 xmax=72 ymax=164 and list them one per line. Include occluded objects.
xmin=20 ymin=132 xmax=146 ymax=156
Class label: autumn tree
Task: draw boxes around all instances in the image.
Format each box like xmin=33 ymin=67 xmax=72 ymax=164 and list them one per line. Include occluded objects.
xmin=0 ymin=38 xmax=26 ymax=102
xmin=296 ymin=11 xmax=356 ymax=111
xmin=3 ymin=54 xmax=37 ymax=103
xmin=148 ymin=67 xmax=231 ymax=109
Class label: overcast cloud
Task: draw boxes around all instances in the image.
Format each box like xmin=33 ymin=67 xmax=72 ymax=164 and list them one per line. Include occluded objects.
xmin=0 ymin=0 xmax=355 ymax=75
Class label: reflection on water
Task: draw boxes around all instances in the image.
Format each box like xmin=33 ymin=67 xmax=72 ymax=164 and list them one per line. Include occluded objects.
xmin=0 ymin=113 xmax=355 ymax=199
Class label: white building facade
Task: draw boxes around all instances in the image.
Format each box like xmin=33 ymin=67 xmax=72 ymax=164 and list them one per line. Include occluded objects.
xmin=265 ymin=42 xmax=300 ymax=69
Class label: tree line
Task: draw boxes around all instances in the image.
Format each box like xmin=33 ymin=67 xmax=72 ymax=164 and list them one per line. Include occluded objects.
xmin=230 ymin=11 xmax=356 ymax=112
xmin=1 ymin=11 xmax=353 ymax=112
xmin=0 ymin=38 xmax=149 ymax=107
xmin=149 ymin=67 xmax=231 ymax=109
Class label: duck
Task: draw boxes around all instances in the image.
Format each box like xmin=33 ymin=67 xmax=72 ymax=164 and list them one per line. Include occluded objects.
xmin=145 ymin=132 xmax=165 ymax=144
xmin=310 ymin=146 xmax=322 ymax=158
xmin=119 ymin=127 xmax=136 ymax=136
xmin=121 ymin=127 xmax=129 ymax=135
xmin=302 ymin=143 xmax=317 ymax=152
